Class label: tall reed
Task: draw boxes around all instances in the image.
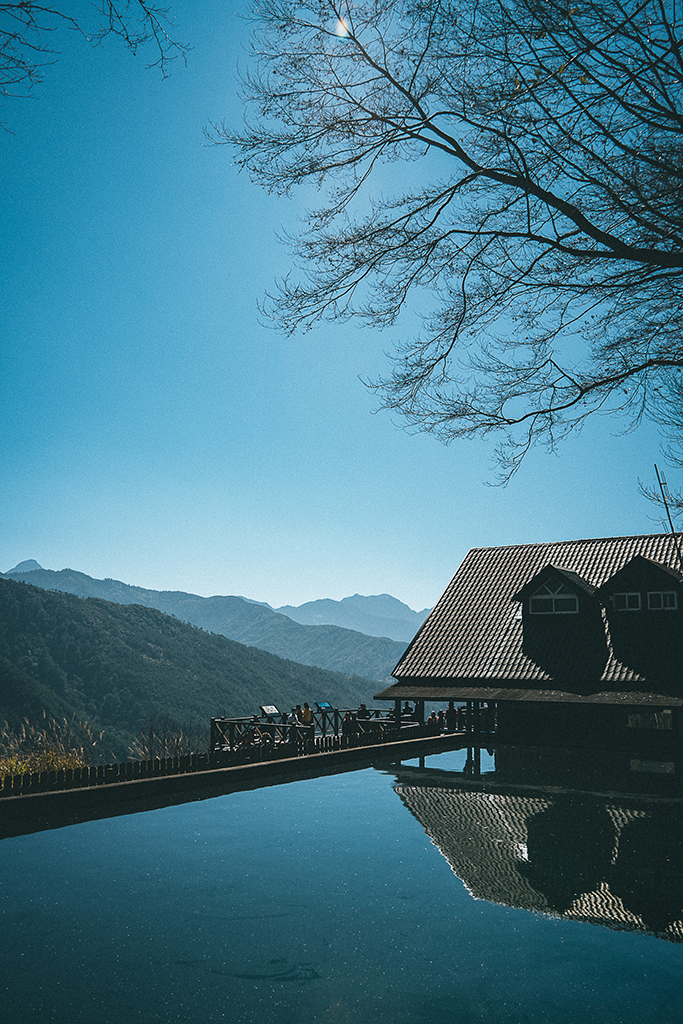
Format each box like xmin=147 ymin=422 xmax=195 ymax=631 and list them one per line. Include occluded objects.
xmin=129 ymin=716 xmax=208 ymax=760
xmin=0 ymin=712 xmax=103 ymax=778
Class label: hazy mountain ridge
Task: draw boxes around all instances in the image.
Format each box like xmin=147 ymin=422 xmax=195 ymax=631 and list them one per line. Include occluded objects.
xmin=0 ymin=576 xmax=381 ymax=759
xmin=275 ymin=593 xmax=430 ymax=642
xmin=2 ymin=564 xmax=409 ymax=683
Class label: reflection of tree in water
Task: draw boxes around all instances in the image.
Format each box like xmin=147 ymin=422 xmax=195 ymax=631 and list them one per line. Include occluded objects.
xmin=520 ymin=798 xmax=616 ymax=914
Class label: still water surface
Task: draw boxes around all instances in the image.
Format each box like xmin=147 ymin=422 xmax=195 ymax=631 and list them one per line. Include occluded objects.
xmin=1 ymin=746 xmax=681 ymax=1024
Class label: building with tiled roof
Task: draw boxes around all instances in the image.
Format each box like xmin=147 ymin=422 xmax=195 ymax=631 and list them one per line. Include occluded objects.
xmin=375 ymin=533 xmax=683 ymax=742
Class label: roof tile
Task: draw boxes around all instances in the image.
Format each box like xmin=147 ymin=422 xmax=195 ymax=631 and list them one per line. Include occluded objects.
xmin=386 ymin=533 xmax=683 ymax=697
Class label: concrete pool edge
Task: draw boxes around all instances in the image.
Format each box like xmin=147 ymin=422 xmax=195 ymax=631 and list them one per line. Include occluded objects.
xmin=0 ymin=732 xmax=469 ymax=840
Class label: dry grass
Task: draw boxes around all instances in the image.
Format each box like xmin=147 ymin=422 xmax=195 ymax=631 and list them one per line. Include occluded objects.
xmin=0 ymin=713 xmax=103 ymax=778
xmin=129 ymin=716 xmax=208 ymax=760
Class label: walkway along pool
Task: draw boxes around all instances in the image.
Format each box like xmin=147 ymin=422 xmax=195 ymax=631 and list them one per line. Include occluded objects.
xmin=0 ymin=744 xmax=681 ymax=1024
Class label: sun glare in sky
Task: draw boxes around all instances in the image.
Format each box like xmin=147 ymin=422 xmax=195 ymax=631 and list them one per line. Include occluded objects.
xmin=335 ymin=17 xmax=351 ymax=36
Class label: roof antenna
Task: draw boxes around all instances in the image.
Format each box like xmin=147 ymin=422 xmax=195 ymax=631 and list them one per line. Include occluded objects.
xmin=654 ymin=464 xmax=683 ymax=572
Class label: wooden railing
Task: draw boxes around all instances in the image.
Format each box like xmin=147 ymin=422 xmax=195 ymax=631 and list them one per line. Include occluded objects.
xmin=0 ymin=705 xmax=483 ymax=798
xmin=0 ymin=713 xmax=413 ymax=798
xmin=0 ymin=752 xmax=210 ymax=798
xmin=209 ymin=710 xmax=413 ymax=765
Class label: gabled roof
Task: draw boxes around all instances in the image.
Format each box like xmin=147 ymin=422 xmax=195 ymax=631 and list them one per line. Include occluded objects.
xmin=597 ymin=554 xmax=683 ymax=594
xmin=512 ymin=564 xmax=596 ymax=601
xmin=376 ymin=533 xmax=683 ymax=703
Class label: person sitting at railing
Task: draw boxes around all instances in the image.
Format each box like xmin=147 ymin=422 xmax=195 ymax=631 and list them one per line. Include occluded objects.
xmin=341 ymin=711 xmax=357 ymax=740
xmin=238 ymin=727 xmax=254 ymax=748
xmin=425 ymin=712 xmax=440 ymax=736
xmin=255 ymin=725 xmax=273 ymax=746
xmin=357 ymin=702 xmax=370 ymax=720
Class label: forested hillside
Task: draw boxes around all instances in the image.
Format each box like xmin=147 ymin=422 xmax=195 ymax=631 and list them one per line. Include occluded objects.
xmin=3 ymin=566 xmax=407 ymax=681
xmin=0 ymin=578 xmax=381 ymax=759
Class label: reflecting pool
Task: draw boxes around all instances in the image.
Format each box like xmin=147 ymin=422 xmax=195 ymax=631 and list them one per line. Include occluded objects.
xmin=1 ymin=745 xmax=682 ymax=1024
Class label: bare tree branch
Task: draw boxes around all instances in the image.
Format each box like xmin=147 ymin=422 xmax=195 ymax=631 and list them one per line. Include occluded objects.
xmin=210 ymin=0 xmax=683 ymax=480
xmin=0 ymin=2 xmax=188 ymax=108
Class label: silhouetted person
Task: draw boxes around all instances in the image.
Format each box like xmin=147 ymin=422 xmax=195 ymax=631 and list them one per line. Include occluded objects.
xmin=426 ymin=712 xmax=439 ymax=735
xmin=287 ymin=707 xmax=301 ymax=742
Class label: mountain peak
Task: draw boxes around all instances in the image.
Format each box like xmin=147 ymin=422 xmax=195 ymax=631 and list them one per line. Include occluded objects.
xmin=275 ymin=593 xmax=430 ymax=642
xmin=6 ymin=559 xmax=43 ymax=574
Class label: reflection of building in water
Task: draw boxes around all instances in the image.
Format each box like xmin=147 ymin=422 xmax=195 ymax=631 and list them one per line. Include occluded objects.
xmin=395 ymin=776 xmax=683 ymax=941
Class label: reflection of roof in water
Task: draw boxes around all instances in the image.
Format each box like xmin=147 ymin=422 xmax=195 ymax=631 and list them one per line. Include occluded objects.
xmin=395 ymin=781 xmax=683 ymax=941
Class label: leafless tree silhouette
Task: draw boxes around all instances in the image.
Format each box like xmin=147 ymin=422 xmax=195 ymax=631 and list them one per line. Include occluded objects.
xmin=212 ymin=0 xmax=683 ymax=479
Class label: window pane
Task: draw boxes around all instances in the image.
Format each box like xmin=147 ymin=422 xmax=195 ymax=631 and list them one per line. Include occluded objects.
xmin=614 ymin=592 xmax=641 ymax=610
xmin=548 ymin=581 xmax=573 ymax=595
xmin=554 ymin=597 xmax=578 ymax=613
xmin=530 ymin=597 xmax=554 ymax=614
xmin=627 ymin=710 xmax=673 ymax=731
xmin=648 ymin=592 xmax=663 ymax=610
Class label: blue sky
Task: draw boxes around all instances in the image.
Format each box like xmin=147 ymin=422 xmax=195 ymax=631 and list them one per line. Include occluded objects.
xmin=0 ymin=3 xmax=672 ymax=611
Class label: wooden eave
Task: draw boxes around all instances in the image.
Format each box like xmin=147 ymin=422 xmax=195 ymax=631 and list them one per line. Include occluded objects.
xmin=374 ymin=682 xmax=683 ymax=707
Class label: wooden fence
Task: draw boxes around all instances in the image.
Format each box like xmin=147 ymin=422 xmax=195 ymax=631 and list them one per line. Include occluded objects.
xmin=0 ymin=704 xmax=489 ymax=799
xmin=0 ymin=752 xmax=210 ymax=798
xmin=0 ymin=714 xmax=416 ymax=798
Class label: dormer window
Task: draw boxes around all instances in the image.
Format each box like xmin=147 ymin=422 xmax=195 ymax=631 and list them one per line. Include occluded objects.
xmin=599 ymin=554 xmax=682 ymax=619
xmin=529 ymin=581 xmax=579 ymax=614
xmin=647 ymin=591 xmax=678 ymax=611
xmin=613 ymin=592 xmax=641 ymax=611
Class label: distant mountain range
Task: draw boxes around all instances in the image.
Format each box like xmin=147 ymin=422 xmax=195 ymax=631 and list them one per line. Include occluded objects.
xmin=273 ymin=593 xmax=429 ymax=642
xmin=1 ymin=562 xmax=425 ymax=683
xmin=0 ymin=576 xmax=380 ymax=760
